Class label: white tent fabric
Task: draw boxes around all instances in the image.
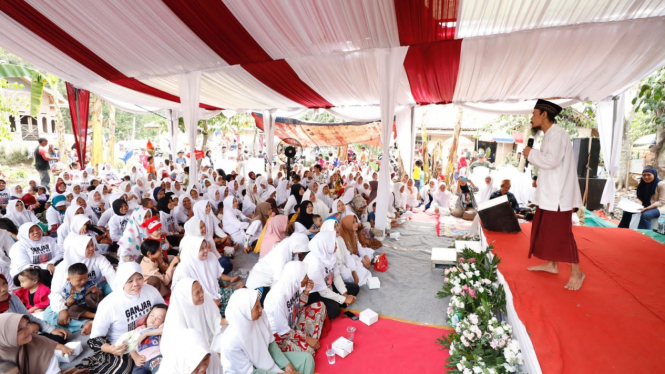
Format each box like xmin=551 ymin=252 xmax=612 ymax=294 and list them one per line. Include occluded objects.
xmin=374 ymin=47 xmax=408 ymax=231
xmin=223 ymin=0 xmax=401 ymax=60
xmin=27 ymin=0 xmax=227 ymax=79
xmin=326 ymin=107 xmax=381 ymax=121
xmin=453 ymin=17 xmax=665 ymax=103
xmin=178 ymin=72 xmax=202 ymax=183
xmin=395 ymin=106 xmax=416 ymax=177
xmin=142 ymin=67 xmax=303 ymax=111
xmin=287 ymin=50 xmax=415 ymax=107
xmin=597 ymin=94 xmax=626 ymax=212
xmin=263 ymin=109 xmax=277 ymax=177
xmin=458 ymin=99 xmax=578 ymax=115
xmin=457 ymin=0 xmax=665 ymax=38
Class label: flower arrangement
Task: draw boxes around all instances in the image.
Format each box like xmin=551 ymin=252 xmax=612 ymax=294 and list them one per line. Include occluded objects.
xmin=438 ymin=239 xmax=523 ymax=373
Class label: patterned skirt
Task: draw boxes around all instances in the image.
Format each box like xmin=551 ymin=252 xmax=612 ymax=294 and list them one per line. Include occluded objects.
xmin=274 ymin=301 xmax=327 ymax=355
xmin=218 ymin=279 xmax=236 ymax=318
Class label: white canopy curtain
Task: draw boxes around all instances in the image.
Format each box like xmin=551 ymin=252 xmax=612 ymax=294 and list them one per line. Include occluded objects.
xmin=597 ymin=94 xmax=626 ymax=212
xmin=374 ymin=47 xmax=408 ymax=231
xmin=395 ymin=106 xmax=416 ymax=178
xmin=263 ymin=109 xmax=277 ymax=177
xmin=178 ymin=71 xmax=202 ymax=184
xmin=168 ymin=109 xmax=179 ymax=158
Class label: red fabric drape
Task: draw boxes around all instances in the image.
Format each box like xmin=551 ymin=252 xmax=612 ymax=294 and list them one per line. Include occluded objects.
xmin=403 ymin=40 xmax=462 ymax=105
xmin=164 ymin=0 xmax=332 ymax=108
xmin=66 ymin=82 xmax=91 ymax=166
xmin=162 ymin=0 xmax=272 ymax=65
xmin=243 ymin=60 xmax=333 ymax=108
xmin=0 ymin=1 xmax=220 ymax=110
xmin=394 ymin=0 xmax=459 ymax=46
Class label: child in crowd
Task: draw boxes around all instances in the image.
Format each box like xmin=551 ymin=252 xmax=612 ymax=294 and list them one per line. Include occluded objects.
xmin=61 ymin=263 xmax=104 ymax=322
xmin=140 ymin=238 xmax=180 ymax=298
xmin=142 ymin=198 xmax=155 ymax=211
xmin=308 ymin=214 xmax=322 ymax=239
xmin=14 ymin=268 xmax=50 ymax=313
xmin=37 ymin=186 xmax=49 ymax=204
xmin=130 ymin=304 xmax=168 ymax=374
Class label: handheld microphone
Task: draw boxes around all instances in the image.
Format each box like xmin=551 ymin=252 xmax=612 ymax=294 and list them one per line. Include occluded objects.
xmin=525 ymin=138 xmax=534 ymax=169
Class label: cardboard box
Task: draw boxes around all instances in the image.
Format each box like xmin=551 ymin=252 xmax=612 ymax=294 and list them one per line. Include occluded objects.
xmin=368 ymin=277 xmax=380 ymax=289
xmin=360 ymin=308 xmax=379 ymax=326
xmin=332 ymin=337 xmax=354 ymax=358
xmin=389 ymin=232 xmax=401 ymax=239
xmin=55 ymin=341 xmax=83 ymax=363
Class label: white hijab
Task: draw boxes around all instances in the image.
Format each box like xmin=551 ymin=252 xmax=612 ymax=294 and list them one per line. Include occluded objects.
xmin=264 ymin=261 xmax=308 ymax=336
xmin=478 ymin=175 xmax=494 ymax=203
xmin=276 ymin=180 xmax=289 ymax=206
xmin=162 ymin=277 xmax=223 ymax=350
xmin=171 ymin=236 xmax=222 ymax=300
xmin=220 ymin=289 xmax=281 ymax=373
xmin=222 ymin=195 xmax=247 ymax=235
xmin=159 ymin=328 xmax=223 ymax=374
xmin=192 ymin=200 xmax=219 ymax=244
xmin=4 ymin=200 xmax=35 ymax=227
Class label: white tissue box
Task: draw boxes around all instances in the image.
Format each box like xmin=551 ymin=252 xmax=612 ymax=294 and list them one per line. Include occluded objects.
xmin=431 ymin=247 xmax=457 ymax=269
xmin=360 ymin=308 xmax=379 ymax=326
xmin=389 ymin=232 xmax=400 ymax=239
xmin=332 ymin=337 xmax=354 ymax=358
xmin=368 ymin=277 xmax=380 ymax=289
xmin=454 ymin=240 xmax=482 ymax=254
xmin=55 ymin=341 xmax=83 ymax=363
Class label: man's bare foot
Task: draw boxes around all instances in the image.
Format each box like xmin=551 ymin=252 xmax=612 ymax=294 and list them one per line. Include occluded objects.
xmin=564 ymin=272 xmax=585 ymax=291
xmin=527 ymin=262 xmax=558 ymax=274
xmin=81 ymin=321 xmax=93 ymax=335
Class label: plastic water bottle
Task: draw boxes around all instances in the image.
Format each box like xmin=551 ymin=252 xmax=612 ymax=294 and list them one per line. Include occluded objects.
xmin=659 ymin=213 xmax=665 ymax=235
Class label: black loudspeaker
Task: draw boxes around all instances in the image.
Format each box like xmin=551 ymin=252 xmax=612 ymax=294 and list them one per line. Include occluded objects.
xmin=572 ymin=138 xmax=601 ymax=178
xmin=578 ymin=178 xmax=607 ymax=211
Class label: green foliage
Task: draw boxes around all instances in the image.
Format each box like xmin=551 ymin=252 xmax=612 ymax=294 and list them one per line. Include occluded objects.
xmin=629 ymin=111 xmax=656 ymax=142
xmin=114 ymin=160 xmax=126 ymax=172
xmin=483 ymin=102 xmax=597 ymax=140
xmin=9 ymin=169 xmax=27 ymax=181
xmin=633 ymin=67 xmax=665 ymax=125
xmin=0 ymin=64 xmax=48 ymax=117
xmin=0 ymin=78 xmax=24 ymax=141
xmin=299 ymin=110 xmax=341 ymax=123
xmin=0 ymin=145 xmax=30 ymax=165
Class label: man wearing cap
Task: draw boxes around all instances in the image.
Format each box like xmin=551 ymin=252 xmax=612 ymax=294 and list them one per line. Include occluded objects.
xmin=34 ymin=138 xmax=57 ymax=190
xmin=469 ymin=153 xmax=495 ymax=174
xmin=523 ymin=100 xmax=584 ymax=290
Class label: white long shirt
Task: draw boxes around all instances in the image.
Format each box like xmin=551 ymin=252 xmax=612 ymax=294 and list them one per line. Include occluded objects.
xmin=527 ymin=125 xmax=583 ymax=212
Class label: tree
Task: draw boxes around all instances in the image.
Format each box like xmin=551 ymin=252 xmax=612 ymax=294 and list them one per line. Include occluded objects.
xmin=632 ymin=67 xmax=665 ymax=176
xmin=0 ymin=78 xmax=24 ymax=141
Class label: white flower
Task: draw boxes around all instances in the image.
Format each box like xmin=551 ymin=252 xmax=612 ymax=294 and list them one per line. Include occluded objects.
xmin=468 ymin=314 xmax=479 ymax=325
xmin=474 ymin=270 xmax=480 ymax=276
xmin=463 ymin=368 xmax=472 ymax=374
xmin=473 ymin=367 xmax=483 ymax=374
xmin=478 ymin=286 xmax=485 ymax=293
xmin=462 ymin=263 xmax=470 ymax=271
xmin=459 ymin=274 xmax=467 ymax=280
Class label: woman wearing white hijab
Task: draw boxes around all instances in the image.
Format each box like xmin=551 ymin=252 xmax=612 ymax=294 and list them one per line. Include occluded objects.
xmin=255 ymin=176 xmax=268 ymax=197
xmin=158 ymin=328 xmax=223 ymax=374
xmin=162 ymin=277 xmax=224 ymax=352
xmin=340 ymin=184 xmax=355 ymax=205
xmin=264 ymin=261 xmax=326 ymax=356
xmin=118 ymin=181 xmax=140 ymax=210
xmin=80 ymin=262 xmax=164 ymax=374
xmin=129 ymin=163 xmax=144 ymax=184
xmin=186 ymin=185 xmax=201 ymax=203
xmin=420 ymin=180 xmax=437 ymax=209
xmin=323 ymin=218 xmax=370 ymax=286
xmin=133 ymin=176 xmax=149 ymax=200
xmin=220 ymin=289 xmax=315 ymax=374
xmin=432 ymin=182 xmax=453 ymax=214
xmin=303 ymin=231 xmax=359 ymax=320
xmin=3 ymin=200 xmax=38 ymax=229
xmin=477 ymin=175 xmax=494 ymax=204
xmin=242 ymin=183 xmax=261 ymax=217
xmin=302 ymin=189 xmax=329 ymax=219
xmin=245 ymin=233 xmax=310 ymax=302
xmin=222 ymin=196 xmax=250 ymax=245
xmin=205 ymin=185 xmax=223 ymax=214
xmin=8 ymin=222 xmax=61 ymax=287
xmin=173 ymin=195 xmax=193 ymax=225
xmin=192 ymin=200 xmax=228 ymax=252
xmin=276 ymin=180 xmax=290 ymax=207
xmin=316 ymin=184 xmax=333 ymax=211
xmin=260 ymin=185 xmax=276 ymax=203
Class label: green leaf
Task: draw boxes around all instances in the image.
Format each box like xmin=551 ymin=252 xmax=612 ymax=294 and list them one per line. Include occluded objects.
xmin=0 ymin=64 xmax=45 ymax=117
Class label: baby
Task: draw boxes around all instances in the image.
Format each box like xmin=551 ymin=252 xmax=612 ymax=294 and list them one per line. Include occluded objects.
xmin=130 ymin=304 xmax=168 ymax=374
xmin=308 ymin=214 xmax=323 ymax=239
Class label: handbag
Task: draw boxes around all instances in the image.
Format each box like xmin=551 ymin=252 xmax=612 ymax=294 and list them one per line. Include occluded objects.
xmin=374 ymin=253 xmax=388 ymax=272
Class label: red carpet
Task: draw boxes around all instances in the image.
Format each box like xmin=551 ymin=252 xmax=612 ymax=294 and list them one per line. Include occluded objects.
xmin=485 ymin=224 xmax=665 ymax=374
xmin=314 ymin=315 xmax=451 ymax=374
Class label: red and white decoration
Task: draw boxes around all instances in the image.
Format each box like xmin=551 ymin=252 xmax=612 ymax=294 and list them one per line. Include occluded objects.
xmin=2 ymin=0 xmax=665 ymax=231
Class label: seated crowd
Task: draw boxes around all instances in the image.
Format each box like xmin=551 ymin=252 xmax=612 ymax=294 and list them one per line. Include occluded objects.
xmin=0 ymin=155 xmax=453 ymax=374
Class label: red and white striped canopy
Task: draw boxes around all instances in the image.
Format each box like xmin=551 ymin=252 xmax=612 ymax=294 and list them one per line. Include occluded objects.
xmin=1 ymin=0 xmax=665 ymax=112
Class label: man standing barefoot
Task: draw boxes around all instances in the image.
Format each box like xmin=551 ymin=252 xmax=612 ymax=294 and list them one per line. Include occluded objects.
xmin=523 ymin=100 xmax=585 ymax=291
